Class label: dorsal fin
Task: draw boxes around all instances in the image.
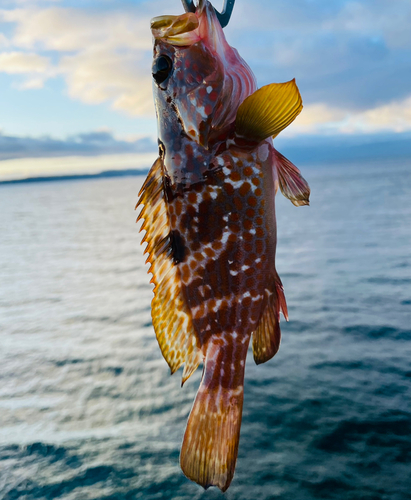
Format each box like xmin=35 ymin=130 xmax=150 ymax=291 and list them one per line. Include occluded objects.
xmin=136 ymin=158 xmax=202 ymax=383
xmin=235 ymin=79 xmax=302 ymax=142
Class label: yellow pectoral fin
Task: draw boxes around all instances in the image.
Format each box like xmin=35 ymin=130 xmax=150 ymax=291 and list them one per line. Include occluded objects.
xmin=235 ymin=79 xmax=303 ymax=142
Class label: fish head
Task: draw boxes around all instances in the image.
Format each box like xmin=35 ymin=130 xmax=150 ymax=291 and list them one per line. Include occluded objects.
xmin=151 ymin=0 xmax=256 ymax=156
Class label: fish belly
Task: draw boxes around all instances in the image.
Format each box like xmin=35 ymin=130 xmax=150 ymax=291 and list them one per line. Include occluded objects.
xmin=168 ymin=145 xmax=277 ymax=347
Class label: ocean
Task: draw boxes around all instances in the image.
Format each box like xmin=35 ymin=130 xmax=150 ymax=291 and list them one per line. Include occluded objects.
xmin=0 ymin=161 xmax=410 ymax=500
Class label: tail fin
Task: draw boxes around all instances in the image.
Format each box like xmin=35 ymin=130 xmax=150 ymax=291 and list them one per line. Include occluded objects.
xmin=180 ymin=335 xmax=250 ymax=491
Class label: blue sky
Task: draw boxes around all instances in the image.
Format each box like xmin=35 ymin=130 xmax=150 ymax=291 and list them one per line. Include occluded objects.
xmin=1 ymin=0 xmax=411 ymax=178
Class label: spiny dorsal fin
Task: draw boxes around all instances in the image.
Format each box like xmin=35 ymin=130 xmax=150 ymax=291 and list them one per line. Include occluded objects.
xmin=273 ymin=148 xmax=310 ymax=207
xmin=235 ymin=79 xmax=302 ymax=142
xmin=252 ymin=272 xmax=288 ymax=365
xmin=136 ymin=158 xmax=202 ymax=382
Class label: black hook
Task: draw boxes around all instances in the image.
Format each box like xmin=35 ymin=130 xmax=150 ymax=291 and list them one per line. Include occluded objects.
xmin=181 ymin=0 xmax=235 ymax=28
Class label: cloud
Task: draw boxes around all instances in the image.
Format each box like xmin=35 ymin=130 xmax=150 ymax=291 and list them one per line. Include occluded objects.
xmin=2 ymin=128 xmax=411 ymax=183
xmin=4 ymin=0 xmax=61 ymax=5
xmin=0 ymin=6 xmax=153 ymax=114
xmin=1 ymin=7 xmax=151 ymax=51
xmin=323 ymin=0 xmax=411 ymax=50
xmin=0 ymin=50 xmax=49 ymax=72
xmin=233 ymin=0 xmax=411 ymax=50
xmin=343 ymin=96 xmax=411 ymax=134
xmin=59 ymin=48 xmax=153 ymax=115
xmin=284 ymin=95 xmax=411 ymax=137
xmin=230 ymin=0 xmax=411 ymax=112
xmin=0 ymin=32 xmax=9 ymax=47
xmin=0 ymin=128 xmax=159 ymax=181
xmin=0 ymin=129 xmax=156 ymax=161
xmin=0 ymin=50 xmax=55 ymax=87
xmin=291 ymin=103 xmax=347 ymax=133
xmin=1 ymin=0 xmax=411 ymax=135
xmin=276 ymin=130 xmax=411 ymax=166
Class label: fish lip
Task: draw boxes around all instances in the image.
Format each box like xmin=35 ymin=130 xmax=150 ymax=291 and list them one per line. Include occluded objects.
xmin=150 ymin=1 xmax=221 ymax=48
xmin=151 ymin=12 xmax=199 ymax=41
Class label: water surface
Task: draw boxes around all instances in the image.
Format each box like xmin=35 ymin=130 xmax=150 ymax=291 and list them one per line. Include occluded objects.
xmin=1 ymin=161 xmax=410 ymax=499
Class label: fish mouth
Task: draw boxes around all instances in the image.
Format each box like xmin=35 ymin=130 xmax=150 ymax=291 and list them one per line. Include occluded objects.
xmin=151 ymin=13 xmax=201 ymax=46
xmin=151 ymin=0 xmax=222 ymax=48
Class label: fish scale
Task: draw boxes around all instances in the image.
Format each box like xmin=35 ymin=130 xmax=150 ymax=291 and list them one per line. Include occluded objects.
xmin=168 ymin=148 xmax=274 ymax=341
xmin=138 ymin=0 xmax=310 ymax=491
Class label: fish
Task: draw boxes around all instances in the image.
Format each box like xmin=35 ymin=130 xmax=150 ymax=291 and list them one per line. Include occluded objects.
xmin=136 ymin=0 xmax=310 ymax=492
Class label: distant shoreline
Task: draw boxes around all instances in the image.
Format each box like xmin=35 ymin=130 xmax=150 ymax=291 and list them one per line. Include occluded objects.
xmin=0 ymin=168 xmax=149 ymax=185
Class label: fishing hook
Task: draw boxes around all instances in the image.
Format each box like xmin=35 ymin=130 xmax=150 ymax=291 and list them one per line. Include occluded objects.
xmin=181 ymin=0 xmax=235 ymax=28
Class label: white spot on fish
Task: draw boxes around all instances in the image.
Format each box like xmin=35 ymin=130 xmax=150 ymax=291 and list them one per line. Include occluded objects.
xmin=207 ymin=86 xmax=213 ymax=94
xmin=208 ymin=187 xmax=218 ymax=200
xmin=221 ymin=231 xmax=230 ymax=244
xmin=198 ymin=106 xmax=207 ymax=119
xmin=227 ymin=179 xmax=244 ymax=189
xmin=258 ymin=143 xmax=270 ymax=162
xmin=252 ymin=294 xmax=263 ymax=302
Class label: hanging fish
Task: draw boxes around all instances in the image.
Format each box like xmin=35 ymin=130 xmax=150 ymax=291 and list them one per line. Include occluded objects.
xmin=137 ymin=0 xmax=310 ymax=491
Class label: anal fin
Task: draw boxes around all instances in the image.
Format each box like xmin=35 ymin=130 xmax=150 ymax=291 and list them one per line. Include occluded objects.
xmin=252 ymin=272 xmax=288 ymax=365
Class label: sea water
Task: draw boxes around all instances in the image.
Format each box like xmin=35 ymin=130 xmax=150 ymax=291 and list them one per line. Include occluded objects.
xmin=0 ymin=161 xmax=410 ymax=499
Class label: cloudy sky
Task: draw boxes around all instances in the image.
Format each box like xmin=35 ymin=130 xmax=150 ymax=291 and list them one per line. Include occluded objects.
xmin=1 ymin=0 xmax=410 ymax=179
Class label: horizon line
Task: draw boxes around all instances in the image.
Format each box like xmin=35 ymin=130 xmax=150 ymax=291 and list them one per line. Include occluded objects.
xmin=0 ymin=168 xmax=150 ymax=186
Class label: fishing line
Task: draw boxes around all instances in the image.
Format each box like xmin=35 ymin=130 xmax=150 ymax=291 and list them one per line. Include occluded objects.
xmin=181 ymin=0 xmax=235 ymax=28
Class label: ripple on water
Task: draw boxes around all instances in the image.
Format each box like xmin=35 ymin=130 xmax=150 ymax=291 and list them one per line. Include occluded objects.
xmin=1 ymin=169 xmax=411 ymax=499
xmin=342 ymin=324 xmax=411 ymax=341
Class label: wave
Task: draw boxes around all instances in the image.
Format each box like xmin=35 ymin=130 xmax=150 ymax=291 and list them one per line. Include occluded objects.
xmin=342 ymin=325 xmax=411 ymax=340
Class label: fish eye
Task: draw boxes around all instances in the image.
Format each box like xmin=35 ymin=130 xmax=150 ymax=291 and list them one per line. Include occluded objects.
xmin=152 ymin=55 xmax=173 ymax=86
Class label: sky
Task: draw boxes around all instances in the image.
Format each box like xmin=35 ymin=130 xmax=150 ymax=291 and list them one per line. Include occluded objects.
xmin=1 ymin=0 xmax=411 ymax=179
